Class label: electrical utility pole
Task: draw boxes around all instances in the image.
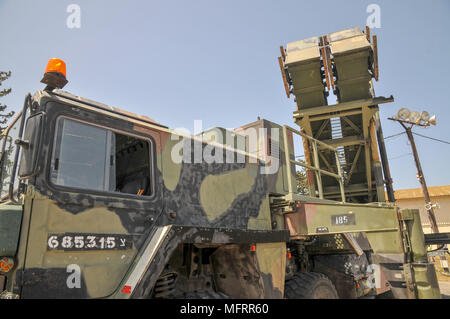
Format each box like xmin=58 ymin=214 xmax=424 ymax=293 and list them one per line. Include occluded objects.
xmin=388 ymin=111 xmax=439 ymax=234
xmin=402 ymin=124 xmax=439 ymax=234
xmin=391 ymin=109 xmax=449 ymax=275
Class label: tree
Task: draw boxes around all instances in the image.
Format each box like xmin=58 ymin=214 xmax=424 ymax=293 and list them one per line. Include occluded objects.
xmin=0 ymin=71 xmax=15 ymax=133
xmin=296 ymin=167 xmax=309 ymax=195
xmin=0 ymin=71 xmax=15 ymax=197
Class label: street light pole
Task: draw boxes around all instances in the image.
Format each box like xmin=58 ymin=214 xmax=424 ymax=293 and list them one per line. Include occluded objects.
xmin=400 ymin=122 xmax=439 ymax=234
xmin=390 ymin=109 xmax=447 ymax=275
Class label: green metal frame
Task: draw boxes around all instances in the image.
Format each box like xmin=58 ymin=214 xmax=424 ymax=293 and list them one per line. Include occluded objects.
xmin=282 ymin=125 xmax=345 ymax=202
xmin=293 ymin=96 xmax=394 ymax=202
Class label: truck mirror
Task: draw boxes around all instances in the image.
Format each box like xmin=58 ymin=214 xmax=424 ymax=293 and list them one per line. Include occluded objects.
xmin=18 ymin=113 xmax=44 ymax=179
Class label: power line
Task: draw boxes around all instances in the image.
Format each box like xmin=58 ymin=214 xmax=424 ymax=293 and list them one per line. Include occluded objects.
xmin=388 ymin=153 xmax=412 ymax=160
xmin=384 ymin=131 xmax=406 ymax=140
xmin=384 ymin=130 xmax=450 ymax=145
xmin=412 ymin=132 xmax=450 ymax=145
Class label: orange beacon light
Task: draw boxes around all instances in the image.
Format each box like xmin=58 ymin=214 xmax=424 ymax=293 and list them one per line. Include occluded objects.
xmin=40 ymin=58 xmax=68 ymax=90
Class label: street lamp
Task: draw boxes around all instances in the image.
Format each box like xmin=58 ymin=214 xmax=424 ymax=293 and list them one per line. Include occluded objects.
xmin=388 ymin=108 xmax=439 ymax=234
xmin=392 ymin=108 xmax=436 ymax=127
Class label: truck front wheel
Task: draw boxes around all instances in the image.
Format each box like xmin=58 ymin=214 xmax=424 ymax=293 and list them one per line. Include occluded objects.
xmin=284 ymin=272 xmax=339 ymax=299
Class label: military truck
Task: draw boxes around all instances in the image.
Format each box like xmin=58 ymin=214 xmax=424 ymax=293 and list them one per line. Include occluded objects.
xmin=0 ymin=26 xmax=442 ymax=299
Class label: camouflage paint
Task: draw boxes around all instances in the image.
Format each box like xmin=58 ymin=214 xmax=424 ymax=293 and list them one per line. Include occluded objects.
xmin=3 ymin=90 xmax=286 ymax=298
xmin=255 ymin=242 xmax=286 ymax=298
xmin=200 ymin=169 xmax=254 ymax=219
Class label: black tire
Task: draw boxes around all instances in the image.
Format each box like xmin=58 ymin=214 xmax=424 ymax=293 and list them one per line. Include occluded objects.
xmin=375 ymin=290 xmax=395 ymax=299
xmin=178 ymin=290 xmax=230 ymax=299
xmin=284 ymin=272 xmax=339 ymax=299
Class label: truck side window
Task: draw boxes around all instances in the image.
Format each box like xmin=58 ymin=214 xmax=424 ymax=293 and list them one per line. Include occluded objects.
xmin=50 ymin=117 xmax=152 ymax=196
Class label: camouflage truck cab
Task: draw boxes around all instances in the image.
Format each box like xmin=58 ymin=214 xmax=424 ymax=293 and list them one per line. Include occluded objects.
xmin=0 ymin=89 xmax=289 ymax=299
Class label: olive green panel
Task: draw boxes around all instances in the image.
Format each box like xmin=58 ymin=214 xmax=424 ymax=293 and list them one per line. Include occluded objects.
xmin=255 ymin=242 xmax=286 ymax=298
xmin=412 ymin=263 xmax=441 ymax=299
xmin=328 ymin=27 xmax=373 ymax=103
xmin=24 ymin=189 xmax=137 ymax=298
xmin=248 ymin=197 xmax=271 ymax=230
xmin=199 ymin=168 xmax=255 ymax=222
xmin=289 ymin=62 xmax=327 ymax=109
xmin=333 ymin=53 xmax=372 ymax=102
xmin=400 ymin=209 xmax=427 ymax=262
xmin=0 ymin=203 xmax=23 ymax=256
xmin=233 ymin=118 xmax=292 ymax=195
xmin=8 ymin=194 xmax=34 ymax=292
xmin=160 ymin=133 xmax=183 ymax=191
xmin=400 ymin=209 xmax=441 ymax=298
xmin=285 ymin=202 xmax=399 ymax=236
xmin=365 ymin=231 xmax=404 ymax=255
xmin=285 ymin=37 xmax=327 ymax=109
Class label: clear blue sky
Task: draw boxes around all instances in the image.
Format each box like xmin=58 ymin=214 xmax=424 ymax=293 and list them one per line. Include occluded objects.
xmin=0 ymin=0 xmax=449 ymax=190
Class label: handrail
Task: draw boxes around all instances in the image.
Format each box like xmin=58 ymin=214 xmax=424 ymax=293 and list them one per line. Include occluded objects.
xmin=0 ymin=110 xmax=24 ymax=196
xmin=8 ymin=93 xmax=31 ymax=203
xmin=283 ymin=125 xmax=346 ymax=202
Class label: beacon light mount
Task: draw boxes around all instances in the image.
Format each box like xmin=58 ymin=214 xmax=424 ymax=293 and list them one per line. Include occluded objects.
xmin=40 ymin=58 xmax=68 ymax=90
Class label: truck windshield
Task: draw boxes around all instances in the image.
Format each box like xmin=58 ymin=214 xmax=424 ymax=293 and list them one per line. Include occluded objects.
xmin=50 ymin=117 xmax=152 ymax=196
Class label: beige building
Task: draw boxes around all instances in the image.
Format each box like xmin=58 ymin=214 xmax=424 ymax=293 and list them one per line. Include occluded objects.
xmin=392 ymin=185 xmax=450 ymax=234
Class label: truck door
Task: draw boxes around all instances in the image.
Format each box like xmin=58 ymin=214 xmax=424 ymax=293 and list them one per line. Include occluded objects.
xmin=19 ymin=110 xmax=164 ymax=299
